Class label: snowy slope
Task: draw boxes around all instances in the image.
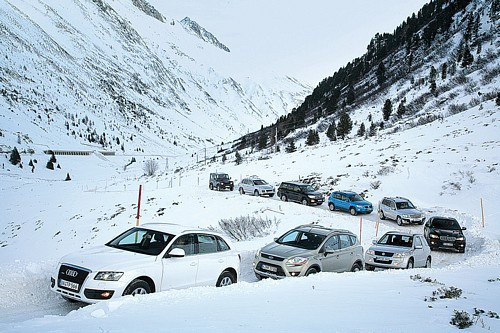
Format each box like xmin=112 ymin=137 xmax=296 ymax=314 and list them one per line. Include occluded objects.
xmin=0 ymin=0 xmax=310 ymax=156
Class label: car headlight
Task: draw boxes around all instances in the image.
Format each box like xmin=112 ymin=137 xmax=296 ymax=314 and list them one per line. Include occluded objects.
xmin=402 ymin=214 xmax=410 ymax=218
xmin=286 ymin=257 xmax=309 ymax=266
xmin=393 ymin=252 xmax=407 ymax=258
xmin=429 ymin=234 xmax=439 ymax=239
xmin=456 ymin=236 xmax=464 ymax=241
xmin=366 ymin=250 xmax=375 ymax=255
xmin=94 ymin=272 xmax=124 ymax=281
xmin=308 ymin=195 xmax=315 ymax=199
xmin=356 ymin=205 xmax=363 ymax=208
xmin=254 ymin=249 xmax=261 ymax=259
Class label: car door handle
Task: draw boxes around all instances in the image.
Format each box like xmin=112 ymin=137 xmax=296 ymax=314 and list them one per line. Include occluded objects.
xmin=190 ymin=262 xmax=197 ymax=266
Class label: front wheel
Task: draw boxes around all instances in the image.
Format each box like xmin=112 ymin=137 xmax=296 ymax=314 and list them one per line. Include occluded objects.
xmin=328 ymin=203 xmax=335 ymax=211
xmin=209 ymin=184 xmax=213 ymax=190
xmin=239 ymin=188 xmax=244 ymax=195
xmin=216 ymin=271 xmax=236 ymax=287
xmin=230 ymin=186 xmax=234 ymax=191
xmin=351 ymin=262 xmax=362 ymax=272
xmin=425 ymin=257 xmax=431 ymax=268
xmin=379 ymin=210 xmax=386 ymax=220
xmin=350 ymin=207 xmax=357 ymax=216
xmin=123 ymin=279 xmax=151 ymax=296
xmin=406 ymin=258 xmax=414 ymax=269
xmin=365 ymin=264 xmax=375 ymax=271
xmin=302 ymin=199 xmax=308 ymax=206
xmin=397 ymin=216 xmax=403 ymax=226
xmin=254 ymin=190 xmax=259 ymax=196
xmin=281 ymin=195 xmax=288 ymax=202
xmin=305 ymin=267 xmax=318 ymax=276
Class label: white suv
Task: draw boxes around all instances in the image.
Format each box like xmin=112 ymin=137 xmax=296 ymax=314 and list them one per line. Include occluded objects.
xmin=50 ymin=223 xmax=240 ymax=303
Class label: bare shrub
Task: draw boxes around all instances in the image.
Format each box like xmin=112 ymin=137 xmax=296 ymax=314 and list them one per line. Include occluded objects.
xmin=450 ymin=310 xmax=473 ymax=329
xmin=377 ymin=166 xmax=395 ymax=176
xmin=214 ymin=215 xmax=280 ymax=242
xmin=448 ymin=103 xmax=467 ymax=115
xmin=459 ymin=170 xmax=476 ymax=184
xmin=143 ymin=159 xmax=159 ymax=176
xmin=370 ymin=180 xmax=381 ymax=190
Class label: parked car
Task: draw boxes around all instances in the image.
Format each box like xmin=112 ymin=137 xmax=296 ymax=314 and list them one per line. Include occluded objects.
xmin=378 ymin=197 xmax=425 ymax=225
xmin=209 ymin=172 xmax=234 ymax=191
xmin=253 ymin=224 xmax=364 ymax=279
xmin=424 ymin=216 xmax=466 ymax=253
xmin=365 ymin=231 xmax=431 ymax=271
xmin=51 ymin=223 xmax=240 ymax=304
xmin=238 ymin=176 xmax=275 ymax=197
xmin=277 ymin=181 xmax=324 ymax=206
xmin=328 ymin=191 xmax=373 ymax=215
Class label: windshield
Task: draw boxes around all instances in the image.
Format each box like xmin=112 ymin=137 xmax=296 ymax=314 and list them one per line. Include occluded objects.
xmin=299 ymin=185 xmax=315 ymax=193
xmin=277 ymin=229 xmax=326 ymax=250
xmin=348 ymin=194 xmax=364 ymax=202
xmin=253 ymin=179 xmax=267 ymax=185
xmin=396 ymin=201 xmax=415 ymax=209
xmin=378 ymin=234 xmax=413 ymax=247
xmin=216 ymin=174 xmax=229 ymax=179
xmin=431 ymin=219 xmax=461 ymax=230
xmin=106 ymin=228 xmax=175 ymax=256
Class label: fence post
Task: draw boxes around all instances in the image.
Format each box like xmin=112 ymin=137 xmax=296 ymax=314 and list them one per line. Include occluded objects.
xmin=359 ymin=217 xmax=363 ymax=243
xmin=375 ymin=213 xmax=380 ymax=238
xmin=136 ymin=185 xmax=142 ymax=226
xmin=480 ymin=198 xmax=485 ymax=228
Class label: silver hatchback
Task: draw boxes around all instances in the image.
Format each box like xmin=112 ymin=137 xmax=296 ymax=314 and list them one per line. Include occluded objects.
xmin=365 ymin=232 xmax=431 ymax=270
xmin=253 ymin=224 xmax=364 ymax=279
xmin=379 ymin=197 xmax=425 ymax=225
xmin=238 ymin=176 xmax=275 ymax=197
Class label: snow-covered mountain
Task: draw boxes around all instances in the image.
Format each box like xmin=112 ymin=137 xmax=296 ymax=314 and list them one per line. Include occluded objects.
xmin=0 ymin=0 xmax=310 ymax=155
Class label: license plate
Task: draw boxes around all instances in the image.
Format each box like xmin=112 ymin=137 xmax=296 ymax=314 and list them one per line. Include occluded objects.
xmin=443 ymin=242 xmax=453 ymax=247
xmin=262 ymin=264 xmax=277 ymax=272
xmin=60 ymin=279 xmax=79 ymax=291
xmin=377 ymin=258 xmax=390 ymax=263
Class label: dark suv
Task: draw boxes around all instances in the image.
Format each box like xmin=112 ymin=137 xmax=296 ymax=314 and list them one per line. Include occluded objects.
xmin=424 ymin=217 xmax=466 ymax=253
xmin=209 ymin=173 xmax=234 ymax=191
xmin=277 ymin=182 xmax=324 ymax=206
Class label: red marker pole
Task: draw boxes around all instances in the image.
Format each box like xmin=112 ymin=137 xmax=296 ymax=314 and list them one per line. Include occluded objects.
xmin=136 ymin=184 xmax=142 ymax=226
xmin=359 ymin=216 xmax=363 ymax=243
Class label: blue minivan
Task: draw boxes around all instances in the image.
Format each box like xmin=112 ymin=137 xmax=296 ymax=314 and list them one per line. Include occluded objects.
xmin=328 ymin=191 xmax=373 ymax=215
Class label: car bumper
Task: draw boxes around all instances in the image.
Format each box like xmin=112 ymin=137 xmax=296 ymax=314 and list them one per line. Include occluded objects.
xmin=365 ymin=254 xmax=410 ymax=269
xmin=252 ymin=259 xmax=307 ymax=279
xmin=428 ymin=239 xmax=465 ymax=251
xmin=402 ymin=217 xmax=425 ymax=224
xmin=309 ymin=199 xmax=324 ymax=205
xmin=357 ymin=208 xmax=373 ymax=214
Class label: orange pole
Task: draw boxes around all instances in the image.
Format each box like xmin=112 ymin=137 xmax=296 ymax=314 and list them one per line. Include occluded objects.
xmin=480 ymin=198 xmax=485 ymax=228
xmin=359 ymin=216 xmax=363 ymax=243
xmin=136 ymin=184 xmax=142 ymax=226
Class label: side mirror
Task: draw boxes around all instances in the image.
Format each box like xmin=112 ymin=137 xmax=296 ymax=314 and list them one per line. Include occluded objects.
xmin=167 ymin=248 xmax=185 ymax=258
xmin=273 ymin=237 xmax=278 ymax=242
xmin=462 ymin=227 xmax=467 ymax=230
xmin=372 ymin=240 xmax=377 ymax=245
xmin=425 ymin=222 xmax=430 ymax=227
xmin=414 ymin=245 xmax=423 ymax=250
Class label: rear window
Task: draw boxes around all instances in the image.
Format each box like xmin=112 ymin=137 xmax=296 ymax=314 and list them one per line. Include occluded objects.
xmin=431 ymin=218 xmax=461 ymax=230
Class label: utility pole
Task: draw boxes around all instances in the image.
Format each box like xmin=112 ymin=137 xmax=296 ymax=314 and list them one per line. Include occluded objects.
xmin=204 ymin=147 xmax=207 ymax=166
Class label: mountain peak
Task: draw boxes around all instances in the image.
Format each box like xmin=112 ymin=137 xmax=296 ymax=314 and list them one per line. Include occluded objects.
xmin=180 ymin=17 xmax=230 ymax=52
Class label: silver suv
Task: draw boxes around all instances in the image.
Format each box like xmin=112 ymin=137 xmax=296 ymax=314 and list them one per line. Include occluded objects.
xmin=379 ymin=197 xmax=425 ymax=226
xmin=365 ymin=231 xmax=431 ymax=270
xmin=237 ymin=176 xmax=275 ymax=197
xmin=253 ymin=224 xmax=364 ymax=279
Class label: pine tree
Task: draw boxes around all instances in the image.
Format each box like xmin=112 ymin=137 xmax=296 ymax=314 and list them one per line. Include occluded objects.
xmin=382 ymin=99 xmax=392 ymax=121
xmin=441 ymin=63 xmax=448 ymax=80
xmin=235 ymin=151 xmax=242 ymax=165
xmin=429 ymin=66 xmax=437 ymax=82
xmin=346 ymin=85 xmax=355 ymax=105
xmin=49 ymin=153 xmax=57 ymax=164
xmin=306 ymin=130 xmax=320 ymax=146
xmin=369 ymin=122 xmax=377 ymax=137
xmin=46 ymin=161 xmax=54 ymax=170
xmin=285 ymin=139 xmax=297 ymax=153
xmin=376 ymin=62 xmax=387 ymax=85
xmin=258 ymin=132 xmax=267 ymax=150
xmin=357 ymin=123 xmax=366 ymax=137
xmin=430 ymin=81 xmax=437 ymax=96
xmin=326 ymin=122 xmax=337 ymax=141
xmin=397 ymin=101 xmax=406 ymax=118
xmin=496 ymin=93 xmax=500 ymax=106
xmin=337 ymin=112 xmax=353 ymax=140
xmin=461 ymin=46 xmax=474 ymax=67
xmin=9 ymin=147 xmax=21 ymax=165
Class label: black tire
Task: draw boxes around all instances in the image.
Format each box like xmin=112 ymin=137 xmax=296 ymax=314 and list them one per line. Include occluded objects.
xmin=350 ymin=207 xmax=357 ymax=216
xmin=209 ymin=183 xmax=213 ymax=190
xmin=379 ymin=210 xmax=386 ymax=220
xmin=459 ymin=248 xmax=465 ymax=254
xmin=302 ymin=199 xmax=308 ymax=206
xmin=351 ymin=262 xmax=362 ymax=272
xmin=305 ymin=267 xmax=319 ymax=276
xmin=328 ymin=203 xmax=335 ymax=211
xmin=365 ymin=264 xmax=375 ymax=271
xmin=255 ymin=273 xmax=264 ymax=280
xmin=406 ymin=258 xmax=414 ymax=269
xmin=269 ymin=194 xmax=275 ymax=198
xmin=281 ymin=195 xmax=288 ymax=202
xmin=425 ymin=256 xmax=432 ymax=268
xmin=216 ymin=271 xmax=236 ymax=287
xmin=254 ymin=190 xmax=259 ymax=196
xmin=397 ymin=216 xmax=403 ymax=226
xmin=239 ymin=187 xmax=244 ymax=195
xmin=230 ymin=186 xmax=234 ymax=191
xmin=217 ymin=184 xmax=221 ymax=191
xmin=123 ymin=279 xmax=151 ymax=296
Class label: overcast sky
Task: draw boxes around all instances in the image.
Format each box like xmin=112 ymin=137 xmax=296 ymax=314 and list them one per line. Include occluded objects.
xmin=155 ymin=0 xmax=430 ymax=85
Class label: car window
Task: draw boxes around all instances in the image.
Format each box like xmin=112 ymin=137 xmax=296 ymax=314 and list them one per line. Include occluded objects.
xmin=324 ymin=235 xmax=339 ymax=251
xmin=216 ymin=236 xmax=230 ymax=251
xmin=396 ymin=201 xmax=415 ymax=209
xmin=414 ymin=237 xmax=422 ymax=247
xmin=293 ymin=185 xmax=301 ymax=192
xmin=107 ymin=227 xmax=174 ymax=256
xmin=339 ymin=234 xmax=352 ymax=249
xmin=348 ymin=194 xmax=364 ymax=202
xmin=341 ymin=195 xmax=348 ymax=201
xmin=254 ymin=180 xmax=267 ymax=185
xmin=349 ymin=235 xmax=357 ymax=245
xmin=170 ymin=234 xmax=196 ymax=256
xmin=334 ymin=193 xmax=341 ymax=200
xmin=198 ymin=234 xmax=218 ymax=254
xmin=382 ymin=199 xmax=391 ymax=206
xmin=390 ymin=202 xmax=396 ymax=209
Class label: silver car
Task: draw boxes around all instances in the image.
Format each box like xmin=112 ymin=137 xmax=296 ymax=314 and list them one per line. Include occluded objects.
xmin=365 ymin=231 xmax=431 ymax=270
xmin=253 ymin=224 xmax=364 ymax=279
xmin=238 ymin=176 xmax=275 ymax=197
xmin=379 ymin=197 xmax=425 ymax=226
